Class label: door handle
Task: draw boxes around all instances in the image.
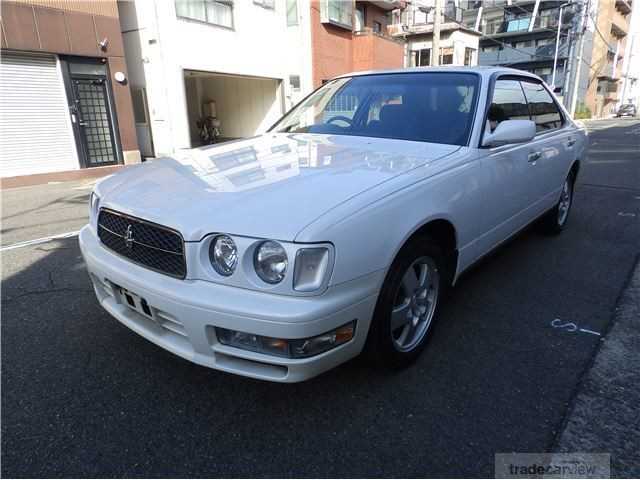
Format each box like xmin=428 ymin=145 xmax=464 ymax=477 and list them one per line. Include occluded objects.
xmin=567 ymin=137 xmax=576 ymax=147
xmin=528 ymin=151 xmax=542 ymax=163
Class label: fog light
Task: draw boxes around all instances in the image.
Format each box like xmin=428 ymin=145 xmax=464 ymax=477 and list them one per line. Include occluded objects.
xmin=215 ymin=321 xmax=356 ymax=358
xmin=290 ymin=321 xmax=355 ymax=358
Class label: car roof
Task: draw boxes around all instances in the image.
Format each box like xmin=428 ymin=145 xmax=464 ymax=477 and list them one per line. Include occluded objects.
xmin=336 ymin=66 xmax=542 ymax=82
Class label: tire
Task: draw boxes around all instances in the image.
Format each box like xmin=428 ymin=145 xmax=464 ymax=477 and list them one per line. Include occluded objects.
xmin=539 ymin=172 xmax=575 ymax=234
xmin=364 ymin=236 xmax=448 ymax=368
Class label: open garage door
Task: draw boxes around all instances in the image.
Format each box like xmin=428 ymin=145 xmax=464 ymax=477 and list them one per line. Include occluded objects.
xmin=184 ymin=71 xmax=283 ymax=147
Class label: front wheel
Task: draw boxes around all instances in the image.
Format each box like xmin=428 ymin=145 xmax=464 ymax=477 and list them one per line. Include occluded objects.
xmin=364 ymin=237 xmax=447 ymax=368
xmin=540 ymin=173 xmax=574 ymax=234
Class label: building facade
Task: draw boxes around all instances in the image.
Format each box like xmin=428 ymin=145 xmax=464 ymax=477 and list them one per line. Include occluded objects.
xmin=389 ymin=0 xmax=480 ymax=67
xmin=0 ymin=0 xmax=140 ymax=180
xmin=119 ymin=0 xmax=312 ymax=156
xmin=583 ymin=0 xmax=633 ymax=117
xmin=460 ymin=0 xmax=578 ymax=98
xmin=310 ymin=0 xmax=404 ymax=87
xmin=119 ymin=0 xmax=406 ymax=156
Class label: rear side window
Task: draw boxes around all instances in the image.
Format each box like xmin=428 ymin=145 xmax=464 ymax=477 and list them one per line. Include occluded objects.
xmin=520 ymin=81 xmax=563 ymax=132
xmin=486 ymin=79 xmax=530 ymax=133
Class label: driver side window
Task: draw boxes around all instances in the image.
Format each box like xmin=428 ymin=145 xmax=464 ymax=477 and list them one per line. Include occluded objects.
xmin=487 ymin=79 xmax=530 ymax=134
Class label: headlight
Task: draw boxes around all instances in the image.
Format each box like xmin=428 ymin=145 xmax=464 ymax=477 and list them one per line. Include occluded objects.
xmin=210 ymin=235 xmax=238 ymax=276
xmin=293 ymin=247 xmax=330 ymax=292
xmin=254 ymin=240 xmax=288 ymax=284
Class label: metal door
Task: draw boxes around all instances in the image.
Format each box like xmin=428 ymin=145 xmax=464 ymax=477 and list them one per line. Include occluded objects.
xmin=70 ymin=76 xmax=119 ymax=168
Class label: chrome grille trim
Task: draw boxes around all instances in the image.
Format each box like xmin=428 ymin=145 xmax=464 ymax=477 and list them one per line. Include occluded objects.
xmin=97 ymin=208 xmax=187 ymax=279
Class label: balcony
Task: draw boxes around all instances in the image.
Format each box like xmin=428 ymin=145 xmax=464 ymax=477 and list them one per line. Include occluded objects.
xmin=615 ymin=0 xmax=633 ymax=15
xmin=352 ymin=28 xmax=404 ymax=72
xmin=366 ymin=0 xmax=403 ymax=10
xmin=478 ymin=43 xmax=568 ymax=66
xmin=610 ymin=21 xmax=628 ymax=38
xmin=598 ymin=80 xmax=619 ymax=101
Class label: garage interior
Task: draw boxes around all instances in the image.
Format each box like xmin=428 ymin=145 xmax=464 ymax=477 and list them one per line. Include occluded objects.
xmin=184 ymin=70 xmax=284 ymax=147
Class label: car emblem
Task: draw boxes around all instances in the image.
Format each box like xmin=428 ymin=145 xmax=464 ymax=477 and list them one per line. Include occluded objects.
xmin=124 ymin=224 xmax=134 ymax=249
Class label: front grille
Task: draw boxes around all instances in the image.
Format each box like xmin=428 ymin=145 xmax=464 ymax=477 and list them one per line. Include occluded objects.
xmin=97 ymin=209 xmax=186 ymax=279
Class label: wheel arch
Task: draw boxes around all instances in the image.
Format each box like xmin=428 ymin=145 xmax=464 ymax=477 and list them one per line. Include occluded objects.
xmin=392 ymin=217 xmax=459 ymax=286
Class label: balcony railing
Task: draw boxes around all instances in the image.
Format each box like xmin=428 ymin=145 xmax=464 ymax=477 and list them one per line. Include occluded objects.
xmin=478 ymin=43 xmax=569 ymax=66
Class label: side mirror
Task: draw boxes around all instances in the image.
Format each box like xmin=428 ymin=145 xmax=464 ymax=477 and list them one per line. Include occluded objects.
xmin=482 ymin=120 xmax=536 ymax=147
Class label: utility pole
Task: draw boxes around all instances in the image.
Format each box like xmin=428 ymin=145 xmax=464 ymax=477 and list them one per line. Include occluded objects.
xmin=432 ymin=0 xmax=442 ymax=66
xmin=569 ymin=0 xmax=589 ymax=117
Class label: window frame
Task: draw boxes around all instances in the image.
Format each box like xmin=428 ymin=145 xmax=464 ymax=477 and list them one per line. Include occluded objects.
xmin=286 ymin=0 xmax=298 ymax=26
xmin=478 ymin=73 xmax=567 ymax=148
xmin=320 ymin=0 xmax=354 ymax=30
xmin=175 ymin=0 xmax=234 ymax=30
xmin=519 ymin=78 xmax=566 ymax=134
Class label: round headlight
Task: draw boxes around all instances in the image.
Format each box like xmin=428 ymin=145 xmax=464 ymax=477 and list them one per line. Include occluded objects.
xmin=210 ymin=235 xmax=238 ymax=276
xmin=254 ymin=241 xmax=288 ymax=284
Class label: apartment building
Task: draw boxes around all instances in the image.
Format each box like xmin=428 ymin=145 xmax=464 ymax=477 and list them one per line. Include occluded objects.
xmin=390 ymin=0 xmax=480 ymax=67
xmin=584 ymin=0 xmax=633 ymax=117
xmin=0 ymin=0 xmax=139 ymax=180
xmin=460 ymin=0 xmax=580 ymax=98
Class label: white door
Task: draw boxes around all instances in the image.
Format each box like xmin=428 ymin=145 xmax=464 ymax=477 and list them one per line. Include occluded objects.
xmin=476 ymin=79 xmax=536 ymax=254
xmin=519 ymin=79 xmax=573 ymax=215
xmin=0 ymin=52 xmax=78 ymax=177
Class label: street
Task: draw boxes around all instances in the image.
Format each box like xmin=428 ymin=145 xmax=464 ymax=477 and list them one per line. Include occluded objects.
xmin=2 ymin=119 xmax=639 ymax=477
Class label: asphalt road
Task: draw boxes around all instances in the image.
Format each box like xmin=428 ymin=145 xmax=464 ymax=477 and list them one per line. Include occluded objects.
xmin=2 ymin=119 xmax=639 ymax=477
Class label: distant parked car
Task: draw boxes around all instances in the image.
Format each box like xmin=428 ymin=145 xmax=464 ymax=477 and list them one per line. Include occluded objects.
xmin=80 ymin=67 xmax=588 ymax=382
xmin=616 ymin=104 xmax=637 ymax=117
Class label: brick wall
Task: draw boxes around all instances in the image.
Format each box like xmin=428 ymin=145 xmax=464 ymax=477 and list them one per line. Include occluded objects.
xmin=310 ymin=0 xmax=404 ymax=87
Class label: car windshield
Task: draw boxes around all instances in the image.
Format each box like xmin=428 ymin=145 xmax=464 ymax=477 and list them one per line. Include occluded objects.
xmin=271 ymin=72 xmax=480 ymax=146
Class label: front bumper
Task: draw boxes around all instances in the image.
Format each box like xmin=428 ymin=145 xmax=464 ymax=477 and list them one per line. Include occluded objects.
xmin=79 ymin=226 xmax=382 ymax=382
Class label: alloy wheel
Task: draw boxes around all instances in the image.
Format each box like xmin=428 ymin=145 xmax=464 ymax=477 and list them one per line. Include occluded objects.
xmin=558 ymin=179 xmax=572 ymax=226
xmin=390 ymin=256 xmax=440 ymax=352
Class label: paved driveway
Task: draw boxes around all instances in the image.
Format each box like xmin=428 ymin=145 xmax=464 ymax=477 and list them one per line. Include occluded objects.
xmin=2 ymin=119 xmax=639 ymax=477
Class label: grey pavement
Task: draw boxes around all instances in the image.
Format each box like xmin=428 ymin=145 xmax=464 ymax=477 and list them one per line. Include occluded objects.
xmin=1 ymin=179 xmax=96 ymax=247
xmin=554 ymin=257 xmax=640 ymax=478
xmin=1 ymin=119 xmax=639 ymax=477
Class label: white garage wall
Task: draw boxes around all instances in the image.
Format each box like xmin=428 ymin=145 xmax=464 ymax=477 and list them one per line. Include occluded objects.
xmin=195 ymin=75 xmax=282 ymax=140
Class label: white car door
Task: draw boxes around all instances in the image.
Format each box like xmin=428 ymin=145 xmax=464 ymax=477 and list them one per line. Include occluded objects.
xmin=475 ymin=79 xmax=538 ymax=255
xmin=519 ymin=80 xmax=574 ymax=216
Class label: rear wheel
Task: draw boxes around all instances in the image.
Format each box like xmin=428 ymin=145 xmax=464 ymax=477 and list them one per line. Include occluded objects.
xmin=540 ymin=173 xmax=574 ymax=234
xmin=364 ymin=237 xmax=447 ymax=368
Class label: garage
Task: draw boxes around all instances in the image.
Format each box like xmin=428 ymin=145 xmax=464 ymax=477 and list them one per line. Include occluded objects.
xmin=183 ymin=70 xmax=284 ymax=147
xmin=0 ymin=52 xmax=78 ymax=177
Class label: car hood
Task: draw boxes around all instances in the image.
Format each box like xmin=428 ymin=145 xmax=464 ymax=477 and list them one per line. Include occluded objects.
xmin=96 ymin=133 xmax=459 ymax=241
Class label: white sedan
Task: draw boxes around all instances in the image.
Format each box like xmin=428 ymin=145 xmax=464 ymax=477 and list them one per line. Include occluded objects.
xmin=79 ymin=67 xmax=588 ymax=382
